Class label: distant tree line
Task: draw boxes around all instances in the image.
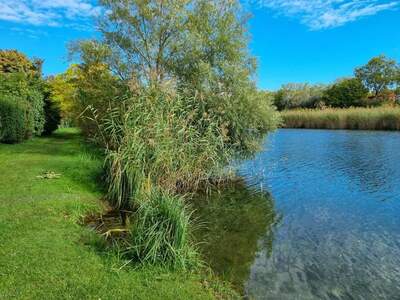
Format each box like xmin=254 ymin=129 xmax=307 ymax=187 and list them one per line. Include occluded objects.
xmin=272 ymin=55 xmax=400 ymax=111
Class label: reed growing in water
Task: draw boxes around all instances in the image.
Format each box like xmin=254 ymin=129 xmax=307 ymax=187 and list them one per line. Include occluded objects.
xmin=71 ymin=0 xmax=280 ymax=268
xmin=281 ymin=107 xmax=400 ymax=130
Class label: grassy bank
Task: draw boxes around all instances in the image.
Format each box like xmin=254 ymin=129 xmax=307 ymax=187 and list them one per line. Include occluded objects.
xmin=281 ymin=107 xmax=400 ymax=130
xmin=0 ymin=128 xmax=238 ymax=299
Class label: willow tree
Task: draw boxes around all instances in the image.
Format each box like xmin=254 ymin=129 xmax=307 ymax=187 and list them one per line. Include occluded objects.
xmin=74 ymin=0 xmax=278 ymax=156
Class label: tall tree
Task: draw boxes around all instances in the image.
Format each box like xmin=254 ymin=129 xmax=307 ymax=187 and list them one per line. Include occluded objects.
xmin=0 ymin=50 xmax=40 ymax=77
xmin=355 ymin=55 xmax=399 ymax=98
xmin=323 ymin=78 xmax=368 ymax=108
xmin=72 ymin=0 xmax=279 ymax=155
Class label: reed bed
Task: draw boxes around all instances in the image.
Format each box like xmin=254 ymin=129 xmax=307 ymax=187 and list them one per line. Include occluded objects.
xmin=281 ymin=107 xmax=400 ymax=131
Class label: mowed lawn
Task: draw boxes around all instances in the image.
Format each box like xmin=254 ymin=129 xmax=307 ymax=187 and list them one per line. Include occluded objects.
xmin=0 ymin=128 xmax=234 ymax=300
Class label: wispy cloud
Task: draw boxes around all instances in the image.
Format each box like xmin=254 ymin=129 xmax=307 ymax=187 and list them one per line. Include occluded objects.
xmin=0 ymin=0 xmax=101 ymax=28
xmin=255 ymin=0 xmax=399 ymax=30
xmin=10 ymin=26 xmax=49 ymax=39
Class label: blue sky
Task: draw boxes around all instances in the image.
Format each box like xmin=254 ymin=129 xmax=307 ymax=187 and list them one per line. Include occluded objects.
xmin=0 ymin=0 xmax=399 ymax=90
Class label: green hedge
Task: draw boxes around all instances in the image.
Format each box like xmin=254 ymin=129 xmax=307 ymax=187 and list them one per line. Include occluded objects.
xmin=0 ymin=95 xmax=27 ymax=143
xmin=42 ymin=97 xmax=61 ymax=135
xmin=0 ymin=73 xmax=46 ymax=143
xmin=27 ymin=88 xmax=45 ymax=136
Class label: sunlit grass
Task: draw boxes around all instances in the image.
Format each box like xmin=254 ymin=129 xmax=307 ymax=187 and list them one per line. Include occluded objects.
xmin=281 ymin=106 xmax=400 ymax=130
xmin=0 ymin=128 xmax=238 ymax=299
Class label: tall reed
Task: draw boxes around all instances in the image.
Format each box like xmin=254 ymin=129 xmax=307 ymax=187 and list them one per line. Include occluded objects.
xmin=282 ymin=107 xmax=400 ymax=131
xmin=84 ymin=88 xmax=234 ymax=267
xmin=121 ymin=189 xmax=197 ymax=269
xmin=89 ymin=90 xmax=230 ymax=211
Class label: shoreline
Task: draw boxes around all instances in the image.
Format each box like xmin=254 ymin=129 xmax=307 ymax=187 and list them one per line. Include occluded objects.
xmin=281 ymin=107 xmax=400 ymax=131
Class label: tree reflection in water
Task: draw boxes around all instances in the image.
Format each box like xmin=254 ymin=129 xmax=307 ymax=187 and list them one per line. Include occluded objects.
xmin=192 ymin=179 xmax=281 ymax=292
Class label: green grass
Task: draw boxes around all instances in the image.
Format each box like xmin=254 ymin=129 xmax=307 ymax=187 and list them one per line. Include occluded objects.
xmin=0 ymin=128 xmax=238 ymax=299
xmin=281 ymin=106 xmax=400 ymax=130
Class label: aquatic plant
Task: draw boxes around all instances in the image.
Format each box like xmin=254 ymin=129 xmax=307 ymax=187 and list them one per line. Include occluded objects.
xmin=71 ymin=0 xmax=279 ymax=268
xmin=121 ymin=189 xmax=197 ymax=269
xmin=282 ymin=107 xmax=400 ymax=130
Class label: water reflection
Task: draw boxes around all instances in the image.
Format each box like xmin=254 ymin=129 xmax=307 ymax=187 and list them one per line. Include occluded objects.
xmin=196 ymin=129 xmax=400 ymax=299
xmin=241 ymin=129 xmax=400 ymax=299
xmin=192 ymin=179 xmax=280 ymax=291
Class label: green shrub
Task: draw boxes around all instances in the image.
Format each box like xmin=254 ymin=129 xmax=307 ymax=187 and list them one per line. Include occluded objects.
xmin=0 ymin=50 xmax=47 ymax=143
xmin=273 ymin=83 xmax=327 ymax=110
xmin=122 ymin=189 xmax=196 ymax=269
xmin=323 ymin=78 xmax=369 ymax=108
xmin=96 ymin=89 xmax=229 ymax=210
xmin=72 ymin=0 xmax=280 ymax=269
xmin=42 ymin=97 xmax=61 ymax=136
xmin=0 ymin=96 xmax=27 ymax=143
xmin=0 ymin=73 xmax=45 ymax=141
xmin=26 ymin=87 xmax=45 ymax=136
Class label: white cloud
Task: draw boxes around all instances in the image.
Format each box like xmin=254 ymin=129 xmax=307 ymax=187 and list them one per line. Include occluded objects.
xmin=0 ymin=0 xmax=100 ymax=28
xmin=255 ymin=0 xmax=399 ymax=30
xmin=10 ymin=26 xmax=49 ymax=39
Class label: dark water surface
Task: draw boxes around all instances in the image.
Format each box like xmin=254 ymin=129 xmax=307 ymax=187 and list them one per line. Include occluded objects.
xmin=196 ymin=129 xmax=400 ymax=300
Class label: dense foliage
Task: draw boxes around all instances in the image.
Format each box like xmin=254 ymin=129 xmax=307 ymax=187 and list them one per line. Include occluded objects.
xmin=48 ymin=64 xmax=99 ymax=127
xmin=273 ymin=83 xmax=326 ymax=110
xmin=0 ymin=50 xmax=61 ymax=143
xmin=0 ymin=49 xmax=39 ymax=76
xmin=0 ymin=95 xmax=27 ymax=143
xmin=355 ymin=55 xmax=400 ymax=98
xmin=42 ymin=85 xmax=62 ymax=136
xmin=0 ymin=72 xmax=44 ymax=142
xmin=70 ymin=0 xmax=279 ymax=267
xmin=323 ymin=78 xmax=369 ymax=108
xmin=73 ymin=0 xmax=279 ymax=202
xmin=123 ymin=189 xmax=196 ymax=268
xmin=273 ymin=55 xmax=400 ymax=111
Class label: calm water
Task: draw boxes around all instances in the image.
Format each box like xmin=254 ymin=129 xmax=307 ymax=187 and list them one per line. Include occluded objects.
xmin=195 ymin=129 xmax=400 ymax=300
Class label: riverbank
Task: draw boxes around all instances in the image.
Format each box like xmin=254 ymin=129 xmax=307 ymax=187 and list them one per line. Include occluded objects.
xmin=0 ymin=128 xmax=238 ymax=299
xmin=281 ymin=107 xmax=400 ymax=130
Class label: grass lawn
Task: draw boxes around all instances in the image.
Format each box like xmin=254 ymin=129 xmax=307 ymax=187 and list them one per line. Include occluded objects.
xmin=0 ymin=128 xmax=237 ymax=299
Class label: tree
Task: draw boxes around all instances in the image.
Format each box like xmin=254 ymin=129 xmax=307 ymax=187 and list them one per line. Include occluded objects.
xmin=273 ymin=83 xmax=326 ymax=110
xmin=48 ymin=65 xmax=80 ymax=123
xmin=395 ymin=86 xmax=400 ymax=102
xmin=323 ymin=78 xmax=368 ymax=108
xmin=0 ymin=50 xmax=41 ymax=77
xmin=355 ymin=55 xmax=400 ymax=98
xmin=72 ymin=0 xmax=279 ymax=156
xmin=0 ymin=51 xmax=46 ymax=142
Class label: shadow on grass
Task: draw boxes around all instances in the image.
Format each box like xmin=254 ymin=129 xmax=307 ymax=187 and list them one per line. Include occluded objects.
xmin=2 ymin=128 xmax=107 ymax=196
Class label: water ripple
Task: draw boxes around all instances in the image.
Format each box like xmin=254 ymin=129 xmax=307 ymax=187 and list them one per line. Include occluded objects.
xmin=240 ymin=129 xmax=400 ymax=300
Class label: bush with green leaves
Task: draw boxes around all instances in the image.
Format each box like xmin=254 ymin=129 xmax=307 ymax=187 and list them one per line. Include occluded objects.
xmin=273 ymin=83 xmax=327 ymax=110
xmin=0 ymin=74 xmax=45 ymax=140
xmin=72 ymin=0 xmax=279 ymax=153
xmin=0 ymin=95 xmax=27 ymax=143
xmin=0 ymin=51 xmax=47 ymax=143
xmin=38 ymin=81 xmax=61 ymax=136
xmin=72 ymin=0 xmax=279 ymax=268
xmin=27 ymin=87 xmax=45 ymax=136
xmin=42 ymin=97 xmax=61 ymax=135
xmin=323 ymin=78 xmax=369 ymax=108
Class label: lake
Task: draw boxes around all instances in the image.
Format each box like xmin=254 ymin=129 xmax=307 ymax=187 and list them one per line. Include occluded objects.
xmin=195 ymin=129 xmax=400 ymax=300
